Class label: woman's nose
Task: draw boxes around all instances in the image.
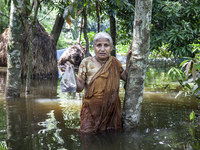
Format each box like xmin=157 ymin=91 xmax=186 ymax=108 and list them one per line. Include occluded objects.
xmin=100 ymin=45 xmax=106 ymax=50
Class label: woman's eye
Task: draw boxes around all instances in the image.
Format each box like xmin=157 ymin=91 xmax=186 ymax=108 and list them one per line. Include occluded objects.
xmin=96 ymin=43 xmax=110 ymax=48
xmin=96 ymin=44 xmax=101 ymax=47
xmin=104 ymin=44 xmax=109 ymax=47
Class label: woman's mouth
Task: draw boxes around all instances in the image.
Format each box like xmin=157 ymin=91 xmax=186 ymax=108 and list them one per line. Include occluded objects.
xmin=99 ymin=53 xmax=106 ymax=56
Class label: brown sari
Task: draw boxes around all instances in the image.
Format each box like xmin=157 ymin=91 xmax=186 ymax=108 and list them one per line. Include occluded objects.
xmin=80 ymin=56 xmax=122 ymax=133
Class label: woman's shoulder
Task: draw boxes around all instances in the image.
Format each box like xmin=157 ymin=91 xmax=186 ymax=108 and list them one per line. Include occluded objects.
xmin=81 ymin=57 xmax=92 ymax=63
xmin=111 ymin=56 xmax=122 ymax=65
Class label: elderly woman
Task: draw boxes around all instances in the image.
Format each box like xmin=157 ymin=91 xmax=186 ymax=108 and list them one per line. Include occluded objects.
xmin=74 ymin=32 xmax=131 ymax=133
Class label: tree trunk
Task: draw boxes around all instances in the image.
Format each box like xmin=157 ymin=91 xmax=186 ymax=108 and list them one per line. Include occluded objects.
xmin=22 ymin=0 xmax=31 ymax=17
xmin=78 ymin=16 xmax=83 ymax=43
xmin=6 ymin=0 xmax=24 ymax=98
xmin=50 ymin=12 xmax=64 ymax=46
xmin=122 ymin=0 xmax=153 ymax=128
xmin=26 ymin=0 xmax=39 ymax=94
xmin=110 ymin=15 xmax=116 ymax=57
xmin=83 ymin=7 xmax=89 ymax=57
xmin=95 ymin=0 xmax=100 ymax=32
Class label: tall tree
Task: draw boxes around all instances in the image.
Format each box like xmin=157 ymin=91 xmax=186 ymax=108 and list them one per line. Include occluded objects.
xmin=25 ymin=0 xmax=40 ymax=94
xmin=6 ymin=0 xmax=24 ymax=98
xmin=95 ymin=0 xmax=100 ymax=32
xmin=122 ymin=0 xmax=153 ymax=128
xmin=106 ymin=0 xmax=117 ymax=57
xmin=83 ymin=6 xmax=89 ymax=57
xmin=110 ymin=14 xmax=116 ymax=57
xmin=78 ymin=16 xmax=83 ymax=43
xmin=51 ymin=13 xmax=65 ymax=46
xmin=50 ymin=0 xmax=65 ymax=46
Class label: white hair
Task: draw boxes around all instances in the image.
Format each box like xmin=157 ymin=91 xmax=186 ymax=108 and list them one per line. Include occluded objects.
xmin=93 ymin=32 xmax=113 ymax=47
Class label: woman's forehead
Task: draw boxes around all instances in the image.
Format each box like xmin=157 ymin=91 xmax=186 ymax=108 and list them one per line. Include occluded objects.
xmin=95 ymin=38 xmax=110 ymax=43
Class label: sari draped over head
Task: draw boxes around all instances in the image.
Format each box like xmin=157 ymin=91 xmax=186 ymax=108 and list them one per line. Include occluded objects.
xmin=79 ymin=56 xmax=123 ymax=133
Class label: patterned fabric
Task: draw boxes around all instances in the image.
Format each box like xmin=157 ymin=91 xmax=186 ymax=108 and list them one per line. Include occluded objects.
xmin=78 ymin=56 xmax=124 ymax=133
xmin=78 ymin=56 xmax=123 ymax=85
xmin=78 ymin=57 xmax=100 ymax=85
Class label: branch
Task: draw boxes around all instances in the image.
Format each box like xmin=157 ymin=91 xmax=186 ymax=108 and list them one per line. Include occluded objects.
xmin=0 ymin=11 xmax=9 ymax=18
xmin=39 ymin=7 xmax=54 ymax=22
xmin=15 ymin=5 xmax=31 ymax=43
xmin=77 ymin=8 xmax=83 ymax=16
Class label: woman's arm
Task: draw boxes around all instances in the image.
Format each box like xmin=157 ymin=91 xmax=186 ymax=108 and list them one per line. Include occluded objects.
xmin=120 ymin=70 xmax=127 ymax=81
xmin=75 ymin=76 xmax=85 ymax=92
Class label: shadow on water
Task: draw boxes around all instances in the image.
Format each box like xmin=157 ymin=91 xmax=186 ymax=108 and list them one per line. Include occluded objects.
xmin=0 ymin=67 xmax=200 ymax=150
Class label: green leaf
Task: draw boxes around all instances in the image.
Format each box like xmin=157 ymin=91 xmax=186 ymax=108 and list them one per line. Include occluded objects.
xmin=7 ymin=0 xmax=11 ymax=6
xmin=84 ymin=2 xmax=88 ymax=7
xmin=189 ymin=127 xmax=195 ymax=137
xmin=192 ymin=85 xmax=198 ymax=93
xmin=180 ymin=60 xmax=189 ymax=68
xmin=194 ymin=63 xmax=200 ymax=70
xmin=197 ymin=77 xmax=200 ymax=87
xmin=69 ymin=5 xmax=75 ymax=19
xmin=116 ymin=0 xmax=121 ymax=6
xmin=190 ymin=110 xmax=195 ymax=122
xmin=63 ymin=7 xmax=69 ymax=19
xmin=13 ymin=0 xmax=18 ymax=6
xmin=178 ymin=34 xmax=184 ymax=40
xmin=185 ymin=83 xmax=191 ymax=90
xmin=167 ymin=67 xmax=183 ymax=81
xmin=73 ymin=3 xmax=78 ymax=13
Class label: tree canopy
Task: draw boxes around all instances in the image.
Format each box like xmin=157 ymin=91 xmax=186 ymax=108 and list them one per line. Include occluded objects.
xmin=151 ymin=0 xmax=200 ymax=57
xmin=0 ymin=0 xmax=199 ymax=58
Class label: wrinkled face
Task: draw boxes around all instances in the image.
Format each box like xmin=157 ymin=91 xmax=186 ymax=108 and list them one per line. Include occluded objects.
xmin=93 ymin=38 xmax=112 ymax=61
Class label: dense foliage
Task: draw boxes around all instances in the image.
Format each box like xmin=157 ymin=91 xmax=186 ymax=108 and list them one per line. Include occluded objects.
xmin=168 ymin=45 xmax=200 ymax=97
xmin=0 ymin=0 xmax=9 ymax=34
xmin=151 ymin=0 xmax=200 ymax=57
xmin=104 ymin=0 xmax=134 ymax=45
xmin=0 ymin=0 xmax=199 ymax=57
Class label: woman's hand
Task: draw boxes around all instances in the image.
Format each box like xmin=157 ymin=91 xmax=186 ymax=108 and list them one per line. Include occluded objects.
xmin=65 ymin=61 xmax=75 ymax=79
xmin=126 ymin=42 xmax=132 ymax=70
xmin=65 ymin=61 xmax=85 ymax=92
xmin=65 ymin=61 xmax=74 ymax=69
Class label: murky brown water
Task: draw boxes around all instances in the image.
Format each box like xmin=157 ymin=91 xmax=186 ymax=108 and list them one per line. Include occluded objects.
xmin=0 ymin=67 xmax=200 ymax=150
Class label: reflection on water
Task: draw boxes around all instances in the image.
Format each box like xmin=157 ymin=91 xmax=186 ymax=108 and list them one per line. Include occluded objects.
xmin=0 ymin=67 xmax=200 ymax=150
xmin=5 ymin=97 xmax=82 ymax=150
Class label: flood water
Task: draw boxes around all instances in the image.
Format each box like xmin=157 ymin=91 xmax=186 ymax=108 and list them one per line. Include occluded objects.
xmin=0 ymin=67 xmax=200 ymax=150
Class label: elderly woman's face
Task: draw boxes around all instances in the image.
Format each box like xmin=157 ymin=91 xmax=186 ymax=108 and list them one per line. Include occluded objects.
xmin=93 ymin=38 xmax=112 ymax=61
